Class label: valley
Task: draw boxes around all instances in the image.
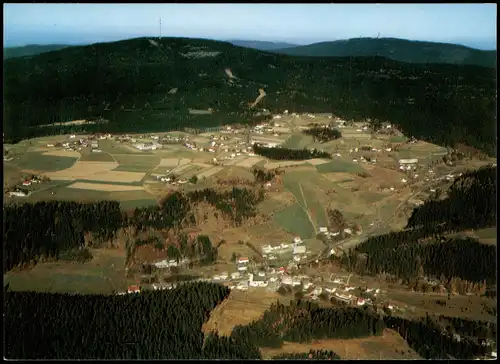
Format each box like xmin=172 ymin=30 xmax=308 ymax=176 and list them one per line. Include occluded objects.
xmin=3 ymin=31 xmax=497 ymax=360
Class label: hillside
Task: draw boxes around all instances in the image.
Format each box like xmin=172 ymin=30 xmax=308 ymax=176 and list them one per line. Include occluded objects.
xmin=229 ymin=40 xmax=299 ymax=51
xmin=3 ymin=37 xmax=496 ymax=155
xmin=4 ymin=44 xmax=72 ymax=60
xmin=273 ymin=38 xmax=497 ymax=68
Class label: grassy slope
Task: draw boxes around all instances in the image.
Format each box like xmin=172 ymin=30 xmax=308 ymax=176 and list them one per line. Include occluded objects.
xmin=3 ymin=37 xmax=496 ymax=155
xmin=273 ymin=37 xmax=496 ymax=68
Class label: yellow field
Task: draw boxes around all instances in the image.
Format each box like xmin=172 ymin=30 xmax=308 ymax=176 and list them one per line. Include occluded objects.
xmin=45 ymin=161 xmax=118 ymax=180
xmin=202 ymin=289 xmax=280 ymax=337
xmin=172 ymin=164 xmax=193 ymax=173
xmin=235 ymin=157 xmax=264 ymax=168
xmin=260 ymin=329 xmax=420 ymax=360
xmin=159 ymin=158 xmax=181 ymax=167
xmin=197 ymin=166 xmax=224 ymax=178
xmin=264 ymin=161 xmax=306 ymax=169
xmin=179 ymin=158 xmax=191 ymax=165
xmin=67 ymin=182 xmax=145 ymax=192
xmin=191 ymin=162 xmax=213 ymax=168
xmin=42 ymin=150 xmax=81 ymax=158
xmin=83 ymin=170 xmax=146 ymax=183
xmin=323 ymin=172 xmax=360 ymax=182
xmin=307 ymin=158 xmax=331 ymax=166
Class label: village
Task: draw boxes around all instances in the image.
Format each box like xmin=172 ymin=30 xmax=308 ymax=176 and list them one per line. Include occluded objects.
xmin=122 ymin=232 xmax=401 ymax=314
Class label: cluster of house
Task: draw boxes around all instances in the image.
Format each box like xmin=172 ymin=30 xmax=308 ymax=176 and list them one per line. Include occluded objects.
xmin=151 ymin=258 xmax=189 ymax=269
xmin=273 ymin=111 xmax=321 ymax=120
xmin=133 ymin=141 xmax=163 ymax=151
xmin=116 ymin=285 xmax=141 ymax=295
xmin=155 ymin=174 xmax=189 ymax=185
xmin=8 ymin=175 xmax=46 ymax=197
xmin=319 ymin=226 xmax=361 ymax=241
xmin=184 ymin=134 xmax=263 ymax=162
xmin=8 ymin=189 xmax=30 ymax=197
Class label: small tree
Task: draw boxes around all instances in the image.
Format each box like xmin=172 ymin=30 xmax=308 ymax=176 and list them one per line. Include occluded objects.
xmin=189 ymin=175 xmax=198 ymax=184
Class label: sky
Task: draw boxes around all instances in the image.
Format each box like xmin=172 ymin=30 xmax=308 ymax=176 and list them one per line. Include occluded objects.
xmin=3 ymin=3 xmax=497 ymax=50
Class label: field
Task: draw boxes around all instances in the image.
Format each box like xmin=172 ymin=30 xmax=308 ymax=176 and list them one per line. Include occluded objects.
xmin=113 ymin=164 xmax=156 ymax=172
xmin=113 ymin=154 xmax=160 ymax=166
xmin=282 ymin=134 xmax=307 ymax=149
xmin=3 ymin=248 xmax=127 ymax=295
xmin=45 ymin=161 xmax=118 ymax=180
xmin=68 ymin=182 xmax=145 ymax=192
xmin=264 ymin=161 xmax=308 ymax=169
xmin=274 ymin=203 xmax=315 ymax=239
xmin=316 ymin=160 xmax=366 ymax=174
xmin=80 ymin=170 xmax=146 ymax=183
xmin=449 ymin=227 xmax=497 ymax=245
xmin=197 ymin=166 xmax=224 ymax=178
xmin=280 ymin=171 xmax=331 ymax=233
xmin=79 ymin=151 xmax=116 ymax=162
xmin=260 ymin=329 xmax=421 ymax=360
xmin=202 ymin=289 xmax=282 ymax=337
xmin=24 ymin=184 xmax=111 ymax=203
xmin=158 ymin=157 xmax=183 ymax=167
xmin=12 ymin=152 xmax=78 ymax=172
xmin=235 ymin=157 xmax=263 ymax=168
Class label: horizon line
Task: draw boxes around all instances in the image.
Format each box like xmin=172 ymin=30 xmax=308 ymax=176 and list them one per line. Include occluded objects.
xmin=3 ymin=35 xmax=497 ymax=51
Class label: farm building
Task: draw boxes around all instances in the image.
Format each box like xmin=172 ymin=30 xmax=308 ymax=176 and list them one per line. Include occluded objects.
xmin=8 ymin=191 xmax=28 ymax=197
xmin=22 ymin=180 xmax=32 ymax=186
xmin=237 ymin=265 xmax=248 ymax=272
xmin=153 ymin=260 xmax=170 ymax=268
xmin=398 ymin=158 xmax=418 ymax=164
xmin=293 ymin=237 xmax=303 ymax=244
xmin=237 ymin=257 xmax=249 ymax=264
xmin=127 ymin=285 xmax=141 ymax=294
xmin=293 ymin=245 xmax=307 ymax=255
xmin=333 ymin=292 xmax=353 ymax=303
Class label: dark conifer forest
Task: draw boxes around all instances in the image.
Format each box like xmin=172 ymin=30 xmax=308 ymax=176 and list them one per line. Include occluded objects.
xmin=272 ymin=349 xmax=341 ymax=360
xmin=252 ymin=143 xmax=331 ymax=160
xmin=4 ymin=283 xmax=260 ymax=359
xmin=4 ymin=37 xmax=496 ymax=156
xmin=303 ymin=125 xmax=342 ymax=142
xmin=3 ymin=187 xmax=264 ymax=273
xmin=333 ymin=166 xmax=496 ymax=289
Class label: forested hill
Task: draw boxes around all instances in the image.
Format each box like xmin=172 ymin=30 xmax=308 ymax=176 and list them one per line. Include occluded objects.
xmin=4 ymin=37 xmax=496 ymax=155
xmin=4 ymin=44 xmax=72 ymax=60
xmin=273 ymin=38 xmax=497 ymax=69
xmin=228 ymin=40 xmax=299 ymax=51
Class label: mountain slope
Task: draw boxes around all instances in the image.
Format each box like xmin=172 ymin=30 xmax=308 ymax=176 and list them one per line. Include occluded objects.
xmin=273 ymin=38 xmax=497 ymax=68
xmin=229 ymin=40 xmax=299 ymax=51
xmin=4 ymin=44 xmax=73 ymax=60
xmin=3 ymin=37 xmax=496 ymax=155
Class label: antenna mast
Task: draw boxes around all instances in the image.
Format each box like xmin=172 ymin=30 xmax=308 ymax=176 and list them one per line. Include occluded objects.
xmin=159 ymin=18 xmax=162 ymax=40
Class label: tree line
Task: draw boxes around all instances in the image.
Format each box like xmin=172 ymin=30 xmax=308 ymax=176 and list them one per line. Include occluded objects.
xmin=4 ymin=38 xmax=496 ymax=156
xmin=303 ymin=125 xmax=342 ymax=143
xmin=252 ymin=143 xmax=331 ymax=160
xmin=5 ymin=283 xmax=493 ymax=359
xmin=3 ymin=186 xmax=264 ymax=273
xmin=231 ymin=300 xmax=385 ymax=348
xmin=3 ymin=200 xmax=123 ymax=273
xmin=272 ymin=350 xmax=341 ymax=360
xmin=406 ymin=165 xmax=496 ymax=232
xmin=332 ymin=166 xmax=496 ymax=289
xmin=4 ymin=282 xmax=260 ymax=360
